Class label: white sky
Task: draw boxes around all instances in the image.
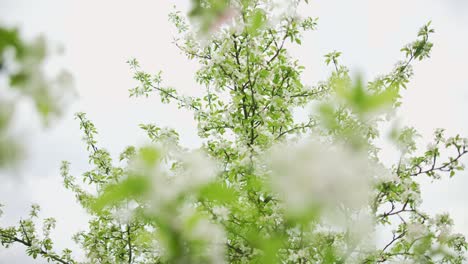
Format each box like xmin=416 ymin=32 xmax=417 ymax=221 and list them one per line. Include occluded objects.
xmin=0 ymin=0 xmax=467 ymax=263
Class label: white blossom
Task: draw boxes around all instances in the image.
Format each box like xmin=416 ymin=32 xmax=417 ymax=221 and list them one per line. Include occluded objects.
xmin=191 ymin=219 xmax=227 ymax=264
xmin=407 ymin=222 xmax=426 ymax=239
xmin=269 ymin=140 xmax=372 ymax=214
xmin=427 ymin=142 xmax=437 ymax=152
xmin=212 ymin=206 xmax=230 ymax=221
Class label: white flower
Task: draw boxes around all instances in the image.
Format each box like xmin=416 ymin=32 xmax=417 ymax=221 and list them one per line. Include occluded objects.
xmin=217 ymin=140 xmax=231 ymax=150
xmin=427 ymin=142 xmax=437 ymax=152
xmin=113 ymin=206 xmax=134 ymax=224
xmin=181 ymin=96 xmax=193 ymax=107
xmin=191 ymin=219 xmax=227 ymax=264
xmin=438 ymin=225 xmax=453 ymax=242
xmin=407 ymin=223 xmax=426 ymax=238
xmin=269 ymin=140 xmax=371 ymax=214
xmin=29 ymin=239 xmax=41 ymax=252
xmin=375 ymin=163 xmax=398 ymax=183
xmin=212 ymin=52 xmax=225 ymax=64
xmin=212 ymin=206 xmax=230 ymax=221
xmin=133 ymin=147 xmax=218 ymax=212
xmin=400 ymin=178 xmax=422 ymax=205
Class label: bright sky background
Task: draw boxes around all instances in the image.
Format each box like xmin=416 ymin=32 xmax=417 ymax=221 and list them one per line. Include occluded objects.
xmin=1 ymin=0 xmax=467 ymax=263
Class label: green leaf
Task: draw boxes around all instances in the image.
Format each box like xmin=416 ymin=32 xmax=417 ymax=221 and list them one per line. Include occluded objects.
xmin=92 ymin=176 xmax=150 ymax=211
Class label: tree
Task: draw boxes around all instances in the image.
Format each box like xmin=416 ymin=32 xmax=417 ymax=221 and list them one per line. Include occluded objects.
xmin=1 ymin=0 xmax=467 ymax=263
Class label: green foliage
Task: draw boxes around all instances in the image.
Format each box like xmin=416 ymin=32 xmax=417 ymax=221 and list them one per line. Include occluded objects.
xmin=189 ymin=0 xmax=232 ymax=33
xmin=0 ymin=25 xmax=72 ymax=121
xmin=1 ymin=1 xmax=467 ymax=264
xmin=0 ymin=24 xmax=73 ymax=168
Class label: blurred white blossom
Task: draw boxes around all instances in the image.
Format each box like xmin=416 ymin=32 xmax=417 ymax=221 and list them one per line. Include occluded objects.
xmin=269 ymin=140 xmax=372 ymax=214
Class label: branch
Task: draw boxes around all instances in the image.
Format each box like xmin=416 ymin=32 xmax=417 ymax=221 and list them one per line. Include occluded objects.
xmin=0 ymin=233 xmax=75 ymax=264
xmin=411 ymin=148 xmax=467 ymax=177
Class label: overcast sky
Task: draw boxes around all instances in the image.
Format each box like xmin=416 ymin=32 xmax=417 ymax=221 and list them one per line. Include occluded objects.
xmin=1 ymin=0 xmax=468 ymax=263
